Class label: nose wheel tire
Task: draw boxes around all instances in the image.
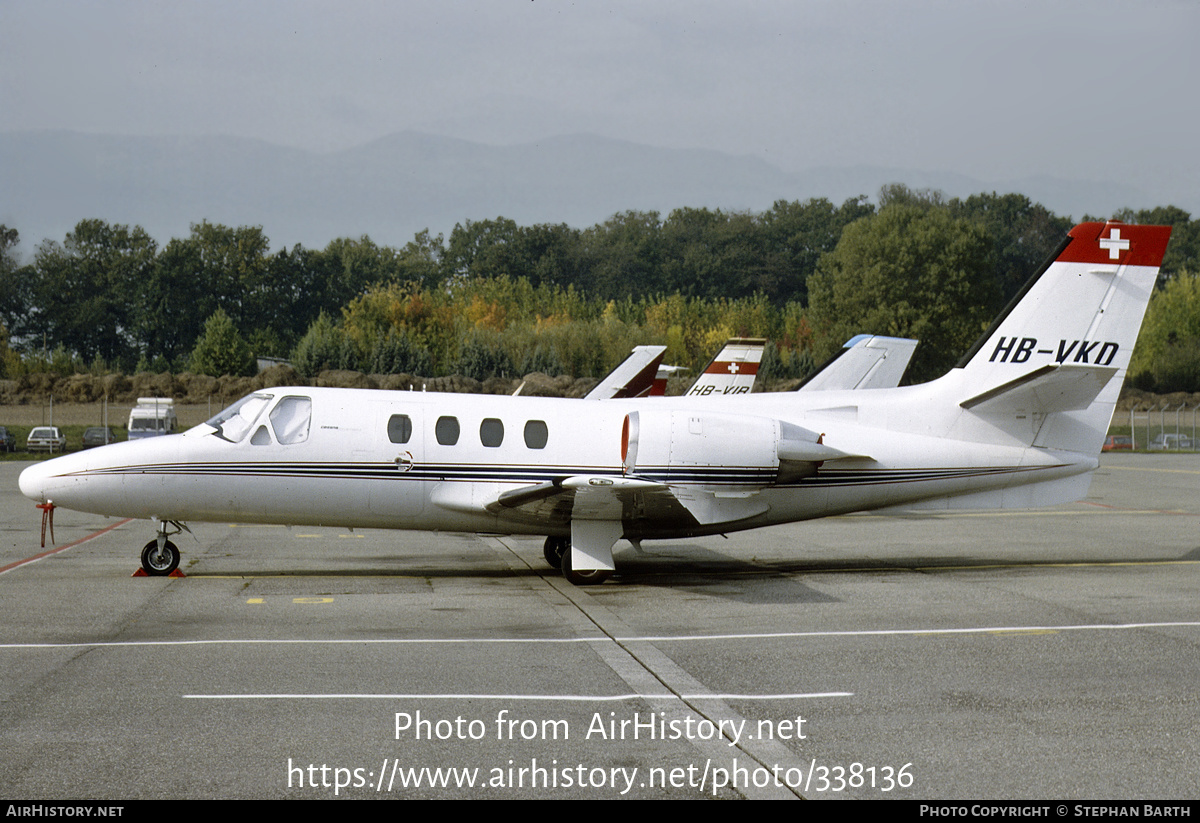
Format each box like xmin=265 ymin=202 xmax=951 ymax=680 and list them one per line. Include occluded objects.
xmin=141 ymin=540 xmax=180 ymax=576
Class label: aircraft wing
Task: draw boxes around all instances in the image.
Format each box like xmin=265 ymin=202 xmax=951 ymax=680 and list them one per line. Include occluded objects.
xmin=797 ymin=334 xmax=918 ymax=391
xmin=485 ymin=475 xmax=701 ymax=531
xmin=584 ymin=346 xmax=668 ymax=399
xmin=484 ymin=413 xmax=869 ymax=532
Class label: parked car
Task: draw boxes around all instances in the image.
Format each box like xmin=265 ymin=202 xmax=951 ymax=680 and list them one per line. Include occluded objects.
xmin=26 ymin=426 xmax=67 ymax=453
xmin=82 ymin=427 xmax=118 ymax=448
xmin=1149 ymin=433 xmax=1193 ymax=450
xmin=0 ymin=426 xmax=16 ymax=452
xmin=1102 ymin=435 xmax=1134 ymax=451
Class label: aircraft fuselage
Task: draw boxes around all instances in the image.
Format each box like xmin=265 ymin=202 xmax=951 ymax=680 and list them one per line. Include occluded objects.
xmin=18 ymin=381 xmax=1090 ymax=540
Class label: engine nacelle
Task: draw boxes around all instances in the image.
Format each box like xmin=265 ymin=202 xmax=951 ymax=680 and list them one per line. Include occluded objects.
xmin=621 ymin=410 xmax=834 ymax=486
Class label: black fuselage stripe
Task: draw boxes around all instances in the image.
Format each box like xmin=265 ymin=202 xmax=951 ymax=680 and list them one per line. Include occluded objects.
xmin=62 ymin=462 xmax=1056 ymax=489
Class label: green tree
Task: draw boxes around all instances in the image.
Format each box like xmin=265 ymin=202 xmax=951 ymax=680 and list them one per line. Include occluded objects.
xmin=658 ymin=207 xmax=767 ymax=300
xmin=442 ymin=218 xmax=521 ymax=282
xmin=369 ymin=327 xmax=433 ymax=375
xmin=807 ymin=205 xmax=1000 ymax=383
xmin=189 ymin=309 xmax=256 ymax=377
xmin=0 ymin=323 xmax=20 ymax=378
xmin=455 ymin=329 xmax=515 ymax=380
xmin=0 ymin=225 xmax=30 ymax=342
xmin=292 ymin=312 xmax=356 ymax=377
xmin=137 ymin=222 xmax=271 ymax=366
xmin=28 ymin=219 xmax=157 ymax=368
xmin=949 ymin=192 xmax=1072 ymax=302
xmin=1129 ymin=272 xmax=1200 ymax=392
xmin=758 ymin=196 xmax=874 ymax=304
xmin=396 ymin=229 xmax=446 ymax=288
xmin=137 ymin=235 xmax=207 ymax=364
xmin=581 ymin=211 xmax=663 ymax=299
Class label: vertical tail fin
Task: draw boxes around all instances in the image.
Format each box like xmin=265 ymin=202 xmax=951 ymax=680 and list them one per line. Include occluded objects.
xmin=585 ymin=345 xmax=667 ymax=400
xmin=955 ymin=222 xmax=1172 ymax=452
xmin=797 ymin=334 xmax=918 ymax=391
xmin=685 ymin=338 xmax=765 ymax=397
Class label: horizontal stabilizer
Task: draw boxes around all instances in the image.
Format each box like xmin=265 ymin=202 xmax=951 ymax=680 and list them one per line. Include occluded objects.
xmin=960 ymin=365 xmax=1117 ymax=416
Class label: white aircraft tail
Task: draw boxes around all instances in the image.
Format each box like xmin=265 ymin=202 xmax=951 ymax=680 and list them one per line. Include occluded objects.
xmin=798 ymin=334 xmax=918 ymax=391
xmin=685 ymin=338 xmax=765 ymax=397
xmin=945 ymin=222 xmax=1172 ymax=453
xmin=585 ymin=345 xmax=667 ymax=400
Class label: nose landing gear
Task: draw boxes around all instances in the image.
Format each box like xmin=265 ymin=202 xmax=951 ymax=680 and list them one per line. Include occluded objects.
xmin=139 ymin=520 xmax=188 ymax=576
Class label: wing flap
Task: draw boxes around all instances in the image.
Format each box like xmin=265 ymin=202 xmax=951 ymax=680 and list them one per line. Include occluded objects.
xmin=486 ymin=475 xmax=699 ymax=530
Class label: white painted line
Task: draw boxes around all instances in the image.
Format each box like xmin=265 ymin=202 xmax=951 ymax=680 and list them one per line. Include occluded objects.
xmin=3 ymin=620 xmax=1197 ymax=650
xmin=182 ymin=691 xmax=853 ymax=701
xmin=631 ymin=621 xmax=1200 ymax=642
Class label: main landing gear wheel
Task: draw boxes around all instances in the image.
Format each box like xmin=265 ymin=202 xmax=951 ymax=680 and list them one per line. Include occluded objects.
xmin=543 ymin=536 xmax=568 ymax=568
xmin=141 ymin=539 xmax=180 ymax=576
xmin=560 ymin=547 xmax=612 ymax=586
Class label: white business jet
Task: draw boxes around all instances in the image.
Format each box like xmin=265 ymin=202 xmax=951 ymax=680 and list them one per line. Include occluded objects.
xmin=19 ymin=222 xmax=1171 ymax=585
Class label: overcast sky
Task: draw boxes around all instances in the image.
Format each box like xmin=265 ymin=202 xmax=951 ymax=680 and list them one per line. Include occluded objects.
xmin=3 ymin=0 xmax=1198 ymax=203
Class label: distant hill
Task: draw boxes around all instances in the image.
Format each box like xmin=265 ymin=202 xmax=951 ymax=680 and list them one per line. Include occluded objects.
xmin=0 ymin=129 xmax=1166 ymax=255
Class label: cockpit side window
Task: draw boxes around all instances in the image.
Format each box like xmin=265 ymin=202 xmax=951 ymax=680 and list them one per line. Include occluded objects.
xmin=270 ymin=396 xmax=312 ymax=445
xmin=205 ymin=393 xmax=274 ymax=443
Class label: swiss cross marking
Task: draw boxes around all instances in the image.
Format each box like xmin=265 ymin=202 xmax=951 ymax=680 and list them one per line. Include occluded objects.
xmin=1099 ymin=228 xmax=1130 ymax=260
xmin=726 ymin=362 xmax=740 ymax=374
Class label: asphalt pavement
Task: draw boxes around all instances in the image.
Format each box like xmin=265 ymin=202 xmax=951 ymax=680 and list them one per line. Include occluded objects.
xmin=1 ymin=453 xmax=1197 ymax=799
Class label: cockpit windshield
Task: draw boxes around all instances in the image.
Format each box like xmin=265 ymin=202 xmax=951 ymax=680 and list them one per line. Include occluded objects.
xmin=203 ymin=393 xmax=274 ymax=443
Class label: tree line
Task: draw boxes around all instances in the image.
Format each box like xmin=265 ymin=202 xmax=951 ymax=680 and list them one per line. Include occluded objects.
xmin=2 ymin=186 xmax=1199 ymax=390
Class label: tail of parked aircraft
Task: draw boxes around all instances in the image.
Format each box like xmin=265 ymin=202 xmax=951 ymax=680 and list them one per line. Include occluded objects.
xmin=685 ymin=338 xmax=765 ymax=396
xmin=947 ymin=221 xmax=1172 ymax=454
xmin=797 ymin=334 xmax=918 ymax=391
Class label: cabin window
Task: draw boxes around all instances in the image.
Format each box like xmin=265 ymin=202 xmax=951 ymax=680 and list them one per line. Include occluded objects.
xmin=480 ymin=418 xmax=504 ymax=447
xmin=270 ymin=396 xmax=311 ymax=445
xmin=524 ymin=420 xmax=548 ymax=449
xmin=206 ymin=393 xmax=273 ymax=443
xmin=387 ymin=414 xmax=413 ymax=444
xmin=435 ymin=416 xmax=460 ymax=445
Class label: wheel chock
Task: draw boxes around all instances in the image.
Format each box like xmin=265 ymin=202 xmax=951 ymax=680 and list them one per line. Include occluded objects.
xmin=131 ymin=568 xmax=187 ymax=577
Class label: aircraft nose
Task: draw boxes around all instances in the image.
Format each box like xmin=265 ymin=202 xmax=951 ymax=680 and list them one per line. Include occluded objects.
xmin=19 ymin=461 xmax=53 ymax=503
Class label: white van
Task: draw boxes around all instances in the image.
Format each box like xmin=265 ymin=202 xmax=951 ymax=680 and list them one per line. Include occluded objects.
xmin=128 ymin=397 xmax=178 ymax=440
